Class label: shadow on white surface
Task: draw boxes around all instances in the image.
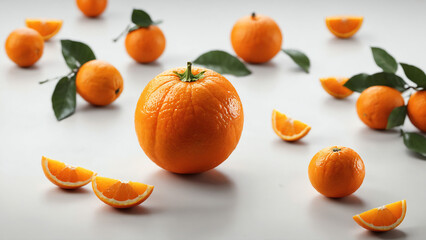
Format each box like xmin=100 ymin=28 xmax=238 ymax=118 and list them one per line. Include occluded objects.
xmin=405 ymin=149 xmax=426 ymax=161
xmin=43 ymin=186 xmax=92 ymax=203
xmin=98 ymin=205 xmax=155 ymax=216
xmin=356 ymin=229 xmax=407 ymax=239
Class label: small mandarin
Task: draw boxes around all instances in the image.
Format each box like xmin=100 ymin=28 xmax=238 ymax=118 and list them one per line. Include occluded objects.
xmin=125 ymin=25 xmax=166 ymax=63
xmin=5 ymin=28 xmax=44 ymax=67
xmin=407 ymin=90 xmax=426 ymax=132
xmin=76 ymin=0 xmax=107 ymax=17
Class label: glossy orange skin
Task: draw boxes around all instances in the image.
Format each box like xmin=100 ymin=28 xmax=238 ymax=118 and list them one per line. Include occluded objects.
xmin=407 ymin=90 xmax=426 ymax=132
xmin=125 ymin=26 xmax=166 ymax=63
xmin=76 ymin=0 xmax=107 ymax=17
xmin=231 ymin=14 xmax=282 ymax=63
xmin=135 ymin=66 xmax=244 ymax=174
xmin=5 ymin=28 xmax=44 ymax=67
xmin=76 ymin=60 xmax=123 ymax=106
xmin=308 ymin=146 xmax=365 ymax=198
xmin=356 ymin=86 xmax=404 ymax=130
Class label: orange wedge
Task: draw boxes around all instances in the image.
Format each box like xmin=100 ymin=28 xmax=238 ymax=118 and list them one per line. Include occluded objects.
xmin=353 ymin=200 xmax=407 ymax=232
xmin=92 ymin=176 xmax=154 ymax=208
xmin=25 ymin=18 xmax=63 ymax=40
xmin=41 ymin=156 xmax=96 ymax=189
xmin=326 ymin=16 xmax=363 ymax=38
xmin=272 ymin=109 xmax=311 ymax=142
xmin=320 ymin=77 xmax=353 ymax=99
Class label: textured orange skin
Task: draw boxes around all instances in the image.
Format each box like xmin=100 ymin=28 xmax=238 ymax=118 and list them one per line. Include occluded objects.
xmin=407 ymin=91 xmax=426 ymax=132
xmin=326 ymin=16 xmax=363 ymax=38
xmin=356 ymin=86 xmax=404 ymax=130
xmin=125 ymin=26 xmax=166 ymax=63
xmin=76 ymin=60 xmax=123 ymax=106
xmin=308 ymin=146 xmax=365 ymax=198
xmin=5 ymin=28 xmax=44 ymax=67
xmin=76 ymin=0 xmax=107 ymax=17
xmin=231 ymin=14 xmax=282 ymax=63
xmin=135 ymin=66 xmax=244 ymax=174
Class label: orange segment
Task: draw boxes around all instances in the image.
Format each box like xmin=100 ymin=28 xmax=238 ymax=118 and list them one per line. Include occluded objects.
xmin=41 ymin=156 xmax=96 ymax=189
xmin=326 ymin=16 xmax=363 ymax=38
xmin=272 ymin=109 xmax=311 ymax=142
xmin=92 ymin=176 xmax=154 ymax=208
xmin=320 ymin=77 xmax=353 ymax=99
xmin=353 ymin=200 xmax=407 ymax=232
xmin=25 ymin=18 xmax=63 ymax=40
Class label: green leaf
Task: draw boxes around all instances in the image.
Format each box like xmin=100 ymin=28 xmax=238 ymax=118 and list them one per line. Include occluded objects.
xmin=282 ymin=49 xmax=310 ymax=73
xmin=343 ymin=73 xmax=370 ymax=92
xmin=193 ymin=50 xmax=251 ymax=76
xmin=132 ymin=9 xmax=155 ymax=27
xmin=386 ymin=106 xmax=407 ymax=129
xmin=401 ymin=130 xmax=426 ymax=157
xmin=371 ymin=47 xmax=398 ymax=73
xmin=368 ymin=72 xmax=407 ymax=92
xmin=52 ymin=76 xmax=76 ymax=121
xmin=61 ymin=40 xmax=96 ymax=70
xmin=400 ymin=63 xmax=426 ymax=88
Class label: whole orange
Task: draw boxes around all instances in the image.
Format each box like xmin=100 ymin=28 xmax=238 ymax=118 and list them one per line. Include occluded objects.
xmin=125 ymin=26 xmax=166 ymax=63
xmin=231 ymin=13 xmax=282 ymax=63
xmin=407 ymin=90 xmax=426 ymax=132
xmin=5 ymin=28 xmax=44 ymax=67
xmin=308 ymin=146 xmax=365 ymax=198
xmin=356 ymin=86 xmax=404 ymax=130
xmin=76 ymin=0 xmax=107 ymax=17
xmin=134 ymin=62 xmax=244 ymax=174
xmin=76 ymin=60 xmax=123 ymax=106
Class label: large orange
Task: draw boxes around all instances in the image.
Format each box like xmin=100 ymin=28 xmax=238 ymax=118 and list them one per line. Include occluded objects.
xmin=308 ymin=146 xmax=365 ymax=198
xmin=125 ymin=25 xmax=166 ymax=63
xmin=5 ymin=28 xmax=44 ymax=67
xmin=356 ymin=86 xmax=404 ymax=130
xmin=231 ymin=13 xmax=282 ymax=63
xmin=76 ymin=0 xmax=107 ymax=18
xmin=407 ymin=90 xmax=426 ymax=132
xmin=76 ymin=60 xmax=123 ymax=106
xmin=134 ymin=62 xmax=244 ymax=174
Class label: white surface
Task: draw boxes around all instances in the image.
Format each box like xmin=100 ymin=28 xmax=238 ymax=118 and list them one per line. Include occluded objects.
xmin=1 ymin=0 xmax=425 ymax=239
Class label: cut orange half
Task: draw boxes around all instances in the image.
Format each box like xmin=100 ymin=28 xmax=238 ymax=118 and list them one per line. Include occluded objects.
xmin=25 ymin=18 xmax=63 ymax=40
xmin=272 ymin=109 xmax=311 ymax=142
xmin=92 ymin=176 xmax=154 ymax=208
xmin=41 ymin=156 xmax=96 ymax=189
xmin=326 ymin=16 xmax=363 ymax=38
xmin=320 ymin=77 xmax=353 ymax=99
xmin=353 ymin=200 xmax=407 ymax=232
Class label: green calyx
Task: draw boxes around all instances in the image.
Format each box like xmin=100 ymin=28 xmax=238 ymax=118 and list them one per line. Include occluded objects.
xmin=332 ymin=147 xmax=341 ymax=152
xmin=174 ymin=62 xmax=205 ymax=82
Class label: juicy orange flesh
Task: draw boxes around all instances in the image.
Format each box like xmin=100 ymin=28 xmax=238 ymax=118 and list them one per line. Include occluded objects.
xmin=25 ymin=19 xmax=62 ymax=39
xmin=358 ymin=201 xmax=404 ymax=227
xmin=95 ymin=177 xmax=148 ymax=201
xmin=46 ymin=158 xmax=93 ymax=182
xmin=320 ymin=77 xmax=353 ymax=98
xmin=326 ymin=17 xmax=363 ymax=34
xmin=274 ymin=111 xmax=308 ymax=136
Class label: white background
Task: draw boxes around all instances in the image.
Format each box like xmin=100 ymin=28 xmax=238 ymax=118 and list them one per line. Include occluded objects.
xmin=1 ymin=0 xmax=425 ymax=239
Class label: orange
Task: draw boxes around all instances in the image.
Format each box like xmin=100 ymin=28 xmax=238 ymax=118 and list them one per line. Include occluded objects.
xmin=231 ymin=13 xmax=282 ymax=63
xmin=134 ymin=62 xmax=244 ymax=174
xmin=319 ymin=77 xmax=353 ymax=99
xmin=92 ymin=176 xmax=154 ymax=208
xmin=308 ymin=146 xmax=365 ymax=198
xmin=25 ymin=18 xmax=63 ymax=41
xmin=41 ymin=156 xmax=96 ymax=189
xmin=326 ymin=16 xmax=363 ymax=38
xmin=76 ymin=0 xmax=107 ymax=18
xmin=356 ymin=86 xmax=404 ymax=130
xmin=76 ymin=60 xmax=123 ymax=106
xmin=272 ymin=109 xmax=311 ymax=142
xmin=125 ymin=25 xmax=166 ymax=63
xmin=407 ymin=90 xmax=426 ymax=132
xmin=353 ymin=200 xmax=407 ymax=232
xmin=5 ymin=28 xmax=44 ymax=67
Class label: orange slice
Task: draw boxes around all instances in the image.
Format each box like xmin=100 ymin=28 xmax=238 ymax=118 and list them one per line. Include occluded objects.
xmin=353 ymin=200 xmax=407 ymax=232
xmin=272 ymin=109 xmax=311 ymax=142
xmin=25 ymin=18 xmax=63 ymax=40
xmin=326 ymin=16 xmax=363 ymax=38
xmin=320 ymin=77 xmax=353 ymax=99
xmin=41 ymin=156 xmax=96 ymax=189
xmin=92 ymin=176 xmax=154 ymax=208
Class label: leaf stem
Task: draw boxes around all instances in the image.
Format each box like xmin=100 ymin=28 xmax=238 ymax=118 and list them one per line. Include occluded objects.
xmin=40 ymin=71 xmax=75 ymax=84
xmin=251 ymin=12 xmax=256 ymax=19
xmin=113 ymin=24 xmax=131 ymax=42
